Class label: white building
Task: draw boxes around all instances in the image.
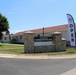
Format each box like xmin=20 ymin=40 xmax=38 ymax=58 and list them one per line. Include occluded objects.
xmin=1 ymin=24 xmax=76 ymax=45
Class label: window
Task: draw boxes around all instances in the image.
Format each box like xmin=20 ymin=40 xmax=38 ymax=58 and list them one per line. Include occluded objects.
xmin=20 ymin=36 xmax=22 ymax=39
xmin=4 ymin=37 xmax=6 ymax=40
xmin=16 ymin=37 xmax=18 ymax=39
xmin=71 ymin=38 xmax=74 ymax=42
xmin=9 ymin=37 xmax=11 ymax=40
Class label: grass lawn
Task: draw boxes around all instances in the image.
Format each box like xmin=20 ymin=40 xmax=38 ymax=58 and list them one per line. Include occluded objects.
xmin=0 ymin=43 xmax=76 ymax=55
xmin=0 ymin=43 xmax=24 ymax=54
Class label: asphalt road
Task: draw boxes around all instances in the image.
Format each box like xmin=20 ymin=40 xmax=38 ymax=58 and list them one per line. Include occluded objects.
xmin=0 ymin=58 xmax=76 ymax=75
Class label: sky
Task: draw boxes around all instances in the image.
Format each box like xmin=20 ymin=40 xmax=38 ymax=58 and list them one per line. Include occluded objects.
xmin=0 ymin=0 xmax=76 ymax=33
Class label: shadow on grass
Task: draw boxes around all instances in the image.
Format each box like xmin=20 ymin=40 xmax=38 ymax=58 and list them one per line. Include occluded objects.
xmin=0 ymin=45 xmax=3 ymax=46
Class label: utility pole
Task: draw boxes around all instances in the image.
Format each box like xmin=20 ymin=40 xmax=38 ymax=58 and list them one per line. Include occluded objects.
xmin=43 ymin=27 xmax=44 ymax=37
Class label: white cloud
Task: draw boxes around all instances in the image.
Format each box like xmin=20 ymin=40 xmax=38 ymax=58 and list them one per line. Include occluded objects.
xmin=7 ymin=11 xmax=12 ymax=14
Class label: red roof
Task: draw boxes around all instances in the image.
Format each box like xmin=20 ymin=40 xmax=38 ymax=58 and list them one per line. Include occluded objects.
xmin=31 ymin=24 xmax=68 ymax=33
xmin=13 ymin=31 xmax=25 ymax=36
xmin=3 ymin=24 xmax=68 ymax=37
xmin=3 ymin=34 xmax=13 ymax=37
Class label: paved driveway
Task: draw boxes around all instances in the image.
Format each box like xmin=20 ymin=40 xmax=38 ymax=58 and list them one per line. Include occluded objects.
xmin=0 ymin=58 xmax=76 ymax=75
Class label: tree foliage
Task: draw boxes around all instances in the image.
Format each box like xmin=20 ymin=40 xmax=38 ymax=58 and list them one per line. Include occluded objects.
xmin=0 ymin=13 xmax=9 ymax=39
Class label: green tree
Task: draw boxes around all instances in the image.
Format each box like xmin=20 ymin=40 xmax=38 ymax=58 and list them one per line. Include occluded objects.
xmin=0 ymin=13 xmax=9 ymax=39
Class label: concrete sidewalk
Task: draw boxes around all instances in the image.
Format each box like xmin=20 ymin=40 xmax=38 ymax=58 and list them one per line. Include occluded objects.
xmin=0 ymin=54 xmax=76 ymax=59
xmin=0 ymin=54 xmax=16 ymax=58
xmin=60 ymin=68 xmax=76 ymax=75
xmin=16 ymin=55 xmax=76 ymax=59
